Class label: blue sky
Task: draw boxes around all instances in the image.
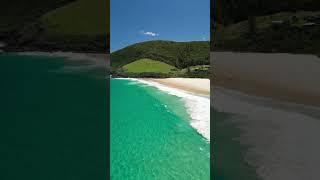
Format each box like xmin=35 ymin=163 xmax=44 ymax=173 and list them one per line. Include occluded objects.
xmin=111 ymin=0 xmax=210 ymax=52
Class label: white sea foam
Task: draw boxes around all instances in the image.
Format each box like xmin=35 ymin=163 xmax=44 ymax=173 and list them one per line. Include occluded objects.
xmin=123 ymin=78 xmax=210 ymax=142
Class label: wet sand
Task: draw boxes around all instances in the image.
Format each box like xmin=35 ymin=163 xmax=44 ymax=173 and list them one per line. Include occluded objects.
xmin=213 ymin=86 xmax=320 ymax=180
xmin=212 ymin=52 xmax=320 ymax=180
xmin=212 ymin=52 xmax=320 ymax=106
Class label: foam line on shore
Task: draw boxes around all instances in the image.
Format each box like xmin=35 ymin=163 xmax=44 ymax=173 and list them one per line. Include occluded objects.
xmin=213 ymin=86 xmax=320 ymax=180
xmin=117 ymin=78 xmax=210 ymax=141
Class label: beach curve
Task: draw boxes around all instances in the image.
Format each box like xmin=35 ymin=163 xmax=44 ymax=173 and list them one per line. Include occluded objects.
xmin=123 ymin=78 xmax=210 ymax=141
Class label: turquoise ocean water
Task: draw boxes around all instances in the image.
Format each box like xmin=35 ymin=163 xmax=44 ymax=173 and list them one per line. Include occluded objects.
xmin=213 ymin=109 xmax=258 ymax=180
xmin=110 ymin=79 xmax=210 ymax=179
xmin=0 ymin=54 xmax=107 ymax=180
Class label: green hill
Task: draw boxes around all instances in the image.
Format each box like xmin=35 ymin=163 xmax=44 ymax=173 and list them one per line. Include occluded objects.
xmin=1 ymin=0 xmax=109 ymax=52
xmin=41 ymin=0 xmax=108 ymax=35
xmin=212 ymin=0 xmax=320 ymax=54
xmin=122 ymin=58 xmax=177 ymax=74
xmin=214 ymin=11 xmax=320 ymax=54
xmin=0 ymin=0 xmax=74 ymax=33
xmin=215 ymin=0 xmax=320 ymax=25
xmin=111 ymin=40 xmax=209 ymax=68
xmin=111 ymin=40 xmax=210 ymax=78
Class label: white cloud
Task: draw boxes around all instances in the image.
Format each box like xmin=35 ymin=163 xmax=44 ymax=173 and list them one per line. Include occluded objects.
xmin=140 ymin=30 xmax=159 ymax=37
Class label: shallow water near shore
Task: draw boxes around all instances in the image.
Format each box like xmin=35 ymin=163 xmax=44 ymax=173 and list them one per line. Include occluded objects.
xmin=212 ymin=109 xmax=258 ymax=180
xmin=213 ymin=86 xmax=320 ymax=180
xmin=110 ymin=79 xmax=210 ymax=179
xmin=0 ymin=54 xmax=107 ymax=179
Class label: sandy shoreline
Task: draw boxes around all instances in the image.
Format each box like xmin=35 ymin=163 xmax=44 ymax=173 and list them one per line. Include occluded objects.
xmin=146 ymin=78 xmax=210 ymax=97
xmin=212 ymin=52 xmax=320 ymax=179
xmin=17 ymin=51 xmax=109 ymax=69
xmin=123 ymin=78 xmax=210 ymax=141
xmin=212 ymin=52 xmax=320 ymax=107
xmin=213 ymin=86 xmax=320 ymax=180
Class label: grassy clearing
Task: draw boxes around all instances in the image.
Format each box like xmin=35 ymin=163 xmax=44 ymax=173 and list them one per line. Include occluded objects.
xmin=111 ymin=40 xmax=210 ymax=78
xmin=41 ymin=0 xmax=108 ymax=35
xmin=122 ymin=59 xmax=177 ymax=74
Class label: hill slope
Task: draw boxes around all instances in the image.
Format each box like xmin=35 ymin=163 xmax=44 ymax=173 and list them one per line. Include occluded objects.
xmin=41 ymin=0 xmax=108 ymax=35
xmin=215 ymin=0 xmax=320 ymax=25
xmin=1 ymin=0 xmax=109 ymax=52
xmin=111 ymin=40 xmax=210 ymax=68
xmin=214 ymin=11 xmax=320 ymax=54
xmin=122 ymin=58 xmax=177 ymax=74
xmin=111 ymin=40 xmax=210 ymax=78
xmin=0 ymin=0 xmax=74 ymax=33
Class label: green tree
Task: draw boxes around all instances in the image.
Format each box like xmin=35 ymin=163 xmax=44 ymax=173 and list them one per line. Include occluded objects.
xmin=176 ymin=50 xmax=184 ymax=68
xmin=248 ymin=0 xmax=257 ymax=35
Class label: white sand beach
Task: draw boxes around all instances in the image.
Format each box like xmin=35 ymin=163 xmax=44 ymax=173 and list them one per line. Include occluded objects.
xmin=150 ymin=78 xmax=210 ymax=97
xmin=212 ymin=52 xmax=320 ymax=180
xmin=130 ymin=78 xmax=210 ymax=141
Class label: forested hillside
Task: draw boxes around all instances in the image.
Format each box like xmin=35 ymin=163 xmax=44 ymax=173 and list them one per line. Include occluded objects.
xmin=111 ymin=41 xmax=210 ymax=78
xmin=0 ymin=0 xmax=109 ymax=52
xmin=215 ymin=0 xmax=320 ymax=24
xmin=212 ymin=0 xmax=320 ymax=54
xmin=111 ymin=41 xmax=209 ymax=68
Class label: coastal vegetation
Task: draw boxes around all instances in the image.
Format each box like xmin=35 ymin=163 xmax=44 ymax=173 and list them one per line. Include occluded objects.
xmin=41 ymin=0 xmax=106 ymax=35
xmin=111 ymin=40 xmax=210 ymax=78
xmin=213 ymin=0 xmax=320 ymax=55
xmin=214 ymin=11 xmax=320 ymax=54
xmin=0 ymin=0 xmax=108 ymax=52
xmin=215 ymin=0 xmax=320 ymax=25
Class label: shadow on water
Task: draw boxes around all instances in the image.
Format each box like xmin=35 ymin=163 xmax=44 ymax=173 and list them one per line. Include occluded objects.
xmin=0 ymin=54 xmax=108 ymax=180
xmin=212 ymin=108 xmax=259 ymax=180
